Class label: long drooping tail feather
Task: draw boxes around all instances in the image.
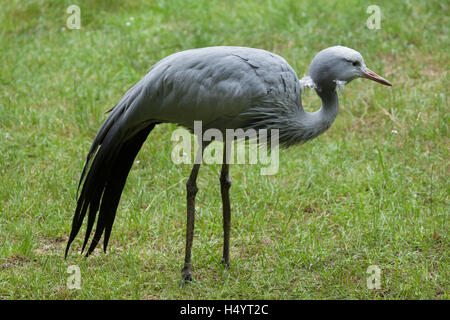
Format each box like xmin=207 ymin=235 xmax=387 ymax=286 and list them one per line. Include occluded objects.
xmin=65 ymin=112 xmax=156 ymax=258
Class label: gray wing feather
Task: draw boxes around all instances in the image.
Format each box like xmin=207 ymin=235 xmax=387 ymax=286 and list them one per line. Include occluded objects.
xmin=122 ymin=46 xmax=301 ymax=133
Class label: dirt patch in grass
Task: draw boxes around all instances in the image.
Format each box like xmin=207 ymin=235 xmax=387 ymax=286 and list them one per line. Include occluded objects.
xmin=0 ymin=254 xmax=31 ymax=270
xmin=34 ymin=235 xmax=67 ymax=257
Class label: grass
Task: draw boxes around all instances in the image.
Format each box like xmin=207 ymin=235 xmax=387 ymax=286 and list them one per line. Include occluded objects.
xmin=0 ymin=0 xmax=448 ymax=299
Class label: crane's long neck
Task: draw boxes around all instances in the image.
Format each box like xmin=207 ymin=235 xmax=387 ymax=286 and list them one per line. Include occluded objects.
xmin=278 ymin=88 xmax=339 ymax=147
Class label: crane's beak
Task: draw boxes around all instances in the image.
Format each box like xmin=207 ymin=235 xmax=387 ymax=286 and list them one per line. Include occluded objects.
xmin=362 ymin=67 xmax=392 ymax=86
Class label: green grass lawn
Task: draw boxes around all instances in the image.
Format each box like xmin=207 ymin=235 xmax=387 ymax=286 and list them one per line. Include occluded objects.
xmin=0 ymin=0 xmax=448 ymax=299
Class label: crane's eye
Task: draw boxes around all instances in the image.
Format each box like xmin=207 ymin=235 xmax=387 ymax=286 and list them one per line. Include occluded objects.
xmin=352 ymin=61 xmax=360 ymax=67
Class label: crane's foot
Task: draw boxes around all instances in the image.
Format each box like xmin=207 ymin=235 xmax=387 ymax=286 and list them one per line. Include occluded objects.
xmin=180 ymin=266 xmax=193 ymax=288
xmin=221 ymin=257 xmax=230 ymax=269
xmin=179 ymin=275 xmax=192 ymax=288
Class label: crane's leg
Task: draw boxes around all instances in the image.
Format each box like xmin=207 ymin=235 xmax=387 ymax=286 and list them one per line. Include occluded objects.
xmin=180 ymin=162 xmax=201 ymax=286
xmin=220 ymin=144 xmax=232 ymax=268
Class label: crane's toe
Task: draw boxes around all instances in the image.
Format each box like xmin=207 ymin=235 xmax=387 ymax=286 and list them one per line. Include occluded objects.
xmin=180 ymin=275 xmax=192 ymax=288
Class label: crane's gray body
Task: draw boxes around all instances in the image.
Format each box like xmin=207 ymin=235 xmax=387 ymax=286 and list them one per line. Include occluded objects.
xmin=111 ymin=46 xmax=305 ymax=140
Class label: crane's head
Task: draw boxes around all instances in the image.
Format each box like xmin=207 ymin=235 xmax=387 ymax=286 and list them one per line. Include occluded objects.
xmin=308 ymin=46 xmax=392 ymax=91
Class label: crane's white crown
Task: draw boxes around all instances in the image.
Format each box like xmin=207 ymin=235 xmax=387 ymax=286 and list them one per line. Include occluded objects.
xmin=326 ymin=46 xmax=364 ymax=64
